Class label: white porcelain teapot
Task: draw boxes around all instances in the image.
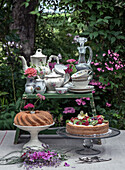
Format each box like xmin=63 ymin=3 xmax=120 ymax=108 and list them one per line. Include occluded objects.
xmin=44 ymin=55 xmax=69 ymax=93
xmin=19 ymin=49 xmax=51 ymax=76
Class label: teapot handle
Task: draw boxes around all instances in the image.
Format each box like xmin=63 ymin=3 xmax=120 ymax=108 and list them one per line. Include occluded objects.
xmin=47 ymin=55 xmax=60 ymax=65
xmin=85 ymin=46 xmax=93 ymax=66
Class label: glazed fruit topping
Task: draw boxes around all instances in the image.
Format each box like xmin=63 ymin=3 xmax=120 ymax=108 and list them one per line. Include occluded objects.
xmin=67 ymin=114 xmax=108 ymax=126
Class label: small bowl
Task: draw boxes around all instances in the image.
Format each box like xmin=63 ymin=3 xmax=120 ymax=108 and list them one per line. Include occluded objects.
xmin=55 ymin=87 xmax=68 ymax=94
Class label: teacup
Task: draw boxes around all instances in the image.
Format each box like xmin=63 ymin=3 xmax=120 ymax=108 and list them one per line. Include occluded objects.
xmin=72 ymin=79 xmax=89 ymax=87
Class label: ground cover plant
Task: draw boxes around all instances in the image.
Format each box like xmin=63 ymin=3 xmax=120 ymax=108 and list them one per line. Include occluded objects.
xmin=0 ymin=0 xmax=125 ymax=130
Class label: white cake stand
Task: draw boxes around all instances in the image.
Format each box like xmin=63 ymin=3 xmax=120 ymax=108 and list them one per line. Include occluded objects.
xmin=14 ymin=123 xmax=55 ymax=149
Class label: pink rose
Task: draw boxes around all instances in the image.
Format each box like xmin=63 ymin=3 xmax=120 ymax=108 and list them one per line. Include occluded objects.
xmin=24 ymin=68 xmax=37 ymax=78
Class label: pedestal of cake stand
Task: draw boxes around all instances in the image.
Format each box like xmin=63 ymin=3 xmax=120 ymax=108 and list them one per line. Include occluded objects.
xmin=76 ymin=139 xmax=101 ymax=155
xmin=57 ymin=127 xmax=120 ymax=155
xmin=14 ymin=123 xmax=54 ymax=150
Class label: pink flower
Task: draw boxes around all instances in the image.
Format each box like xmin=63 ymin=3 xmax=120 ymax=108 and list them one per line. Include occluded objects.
xmin=99 ymin=85 xmax=103 ymax=89
xmin=106 ymin=102 xmax=112 ymax=107
xmin=96 ymin=54 xmax=98 ymax=56
xmin=110 ymin=67 xmax=113 ymax=71
xmin=24 ymin=103 xmax=34 ymax=109
xmin=36 ymin=93 xmax=45 ymax=100
xmin=24 ymin=68 xmax=37 ymax=78
xmin=108 ymin=50 xmax=111 ymax=54
xmin=86 ymin=97 xmax=90 ymax=100
xmin=63 ymin=107 xmax=75 ymax=114
xmin=49 ymin=62 xmax=56 ymax=70
xmin=66 ymin=59 xmax=76 ymax=63
xmin=92 ymin=90 xmax=95 ymax=93
xmin=64 ymin=162 xmax=70 ymax=167
xmin=97 ymin=68 xmax=102 ymax=71
xmin=113 ymin=57 xmax=117 ymax=61
xmin=65 ymin=65 xmax=73 ymax=74
xmin=94 ymin=63 xmax=99 ymax=66
xmin=75 ymin=98 xmax=82 ymax=105
xmin=82 ymin=101 xmax=86 ymax=105
xmin=103 ymin=53 xmax=106 ymax=56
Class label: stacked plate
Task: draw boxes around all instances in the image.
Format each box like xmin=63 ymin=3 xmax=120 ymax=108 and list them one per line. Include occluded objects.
xmin=69 ymin=70 xmax=94 ymax=93
xmin=69 ymin=85 xmax=94 ymax=93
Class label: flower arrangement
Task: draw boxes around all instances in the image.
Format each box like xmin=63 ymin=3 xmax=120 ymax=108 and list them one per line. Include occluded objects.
xmin=23 ymin=93 xmax=45 ymax=112
xmin=65 ymin=59 xmax=77 ymax=75
xmin=0 ymin=144 xmax=69 ymax=169
xmin=24 ymin=68 xmax=37 ymax=78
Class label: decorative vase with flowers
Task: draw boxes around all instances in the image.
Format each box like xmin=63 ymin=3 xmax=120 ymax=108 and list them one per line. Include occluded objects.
xmin=24 ymin=67 xmax=38 ymax=94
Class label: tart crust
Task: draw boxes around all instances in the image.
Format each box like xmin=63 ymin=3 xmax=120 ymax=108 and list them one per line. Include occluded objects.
xmin=66 ymin=122 xmax=109 ymax=135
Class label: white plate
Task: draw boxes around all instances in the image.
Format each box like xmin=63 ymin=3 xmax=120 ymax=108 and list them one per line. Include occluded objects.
xmin=69 ymin=85 xmax=94 ymax=90
xmin=69 ymin=89 xmax=94 ymax=93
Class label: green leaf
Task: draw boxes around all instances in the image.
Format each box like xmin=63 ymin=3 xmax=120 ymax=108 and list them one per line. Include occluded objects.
xmin=96 ymin=18 xmax=103 ymax=23
xmin=104 ymin=16 xmax=112 ymax=19
xmin=88 ymin=3 xmax=92 ymax=9
xmin=89 ymin=33 xmax=93 ymax=39
xmin=111 ymin=37 xmax=116 ymax=43
xmin=80 ymin=0 xmax=84 ymax=3
xmin=93 ymin=32 xmax=98 ymax=38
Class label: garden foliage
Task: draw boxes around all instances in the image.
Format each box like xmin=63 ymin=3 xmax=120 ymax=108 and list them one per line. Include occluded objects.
xmin=0 ymin=0 xmax=125 ymax=129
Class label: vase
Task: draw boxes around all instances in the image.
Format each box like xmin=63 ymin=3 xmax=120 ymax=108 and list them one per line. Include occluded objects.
xmin=35 ymin=79 xmax=46 ymax=93
xmin=25 ymin=84 xmax=34 ymax=94
xmin=25 ymin=77 xmax=35 ymax=94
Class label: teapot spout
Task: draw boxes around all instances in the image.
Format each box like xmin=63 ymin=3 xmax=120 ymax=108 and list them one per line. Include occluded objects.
xmin=19 ymin=56 xmax=28 ymax=71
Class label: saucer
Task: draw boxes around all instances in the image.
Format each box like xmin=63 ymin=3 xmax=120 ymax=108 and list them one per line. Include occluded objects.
xmin=69 ymin=85 xmax=94 ymax=91
xmin=69 ymin=89 xmax=94 ymax=93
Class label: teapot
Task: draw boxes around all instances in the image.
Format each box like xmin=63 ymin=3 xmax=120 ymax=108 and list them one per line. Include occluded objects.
xmin=19 ymin=49 xmax=51 ymax=76
xmin=44 ymin=55 xmax=69 ymax=93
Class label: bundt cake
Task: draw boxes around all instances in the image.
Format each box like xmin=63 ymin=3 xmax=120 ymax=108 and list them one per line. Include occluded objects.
xmin=14 ymin=110 xmax=53 ymax=126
